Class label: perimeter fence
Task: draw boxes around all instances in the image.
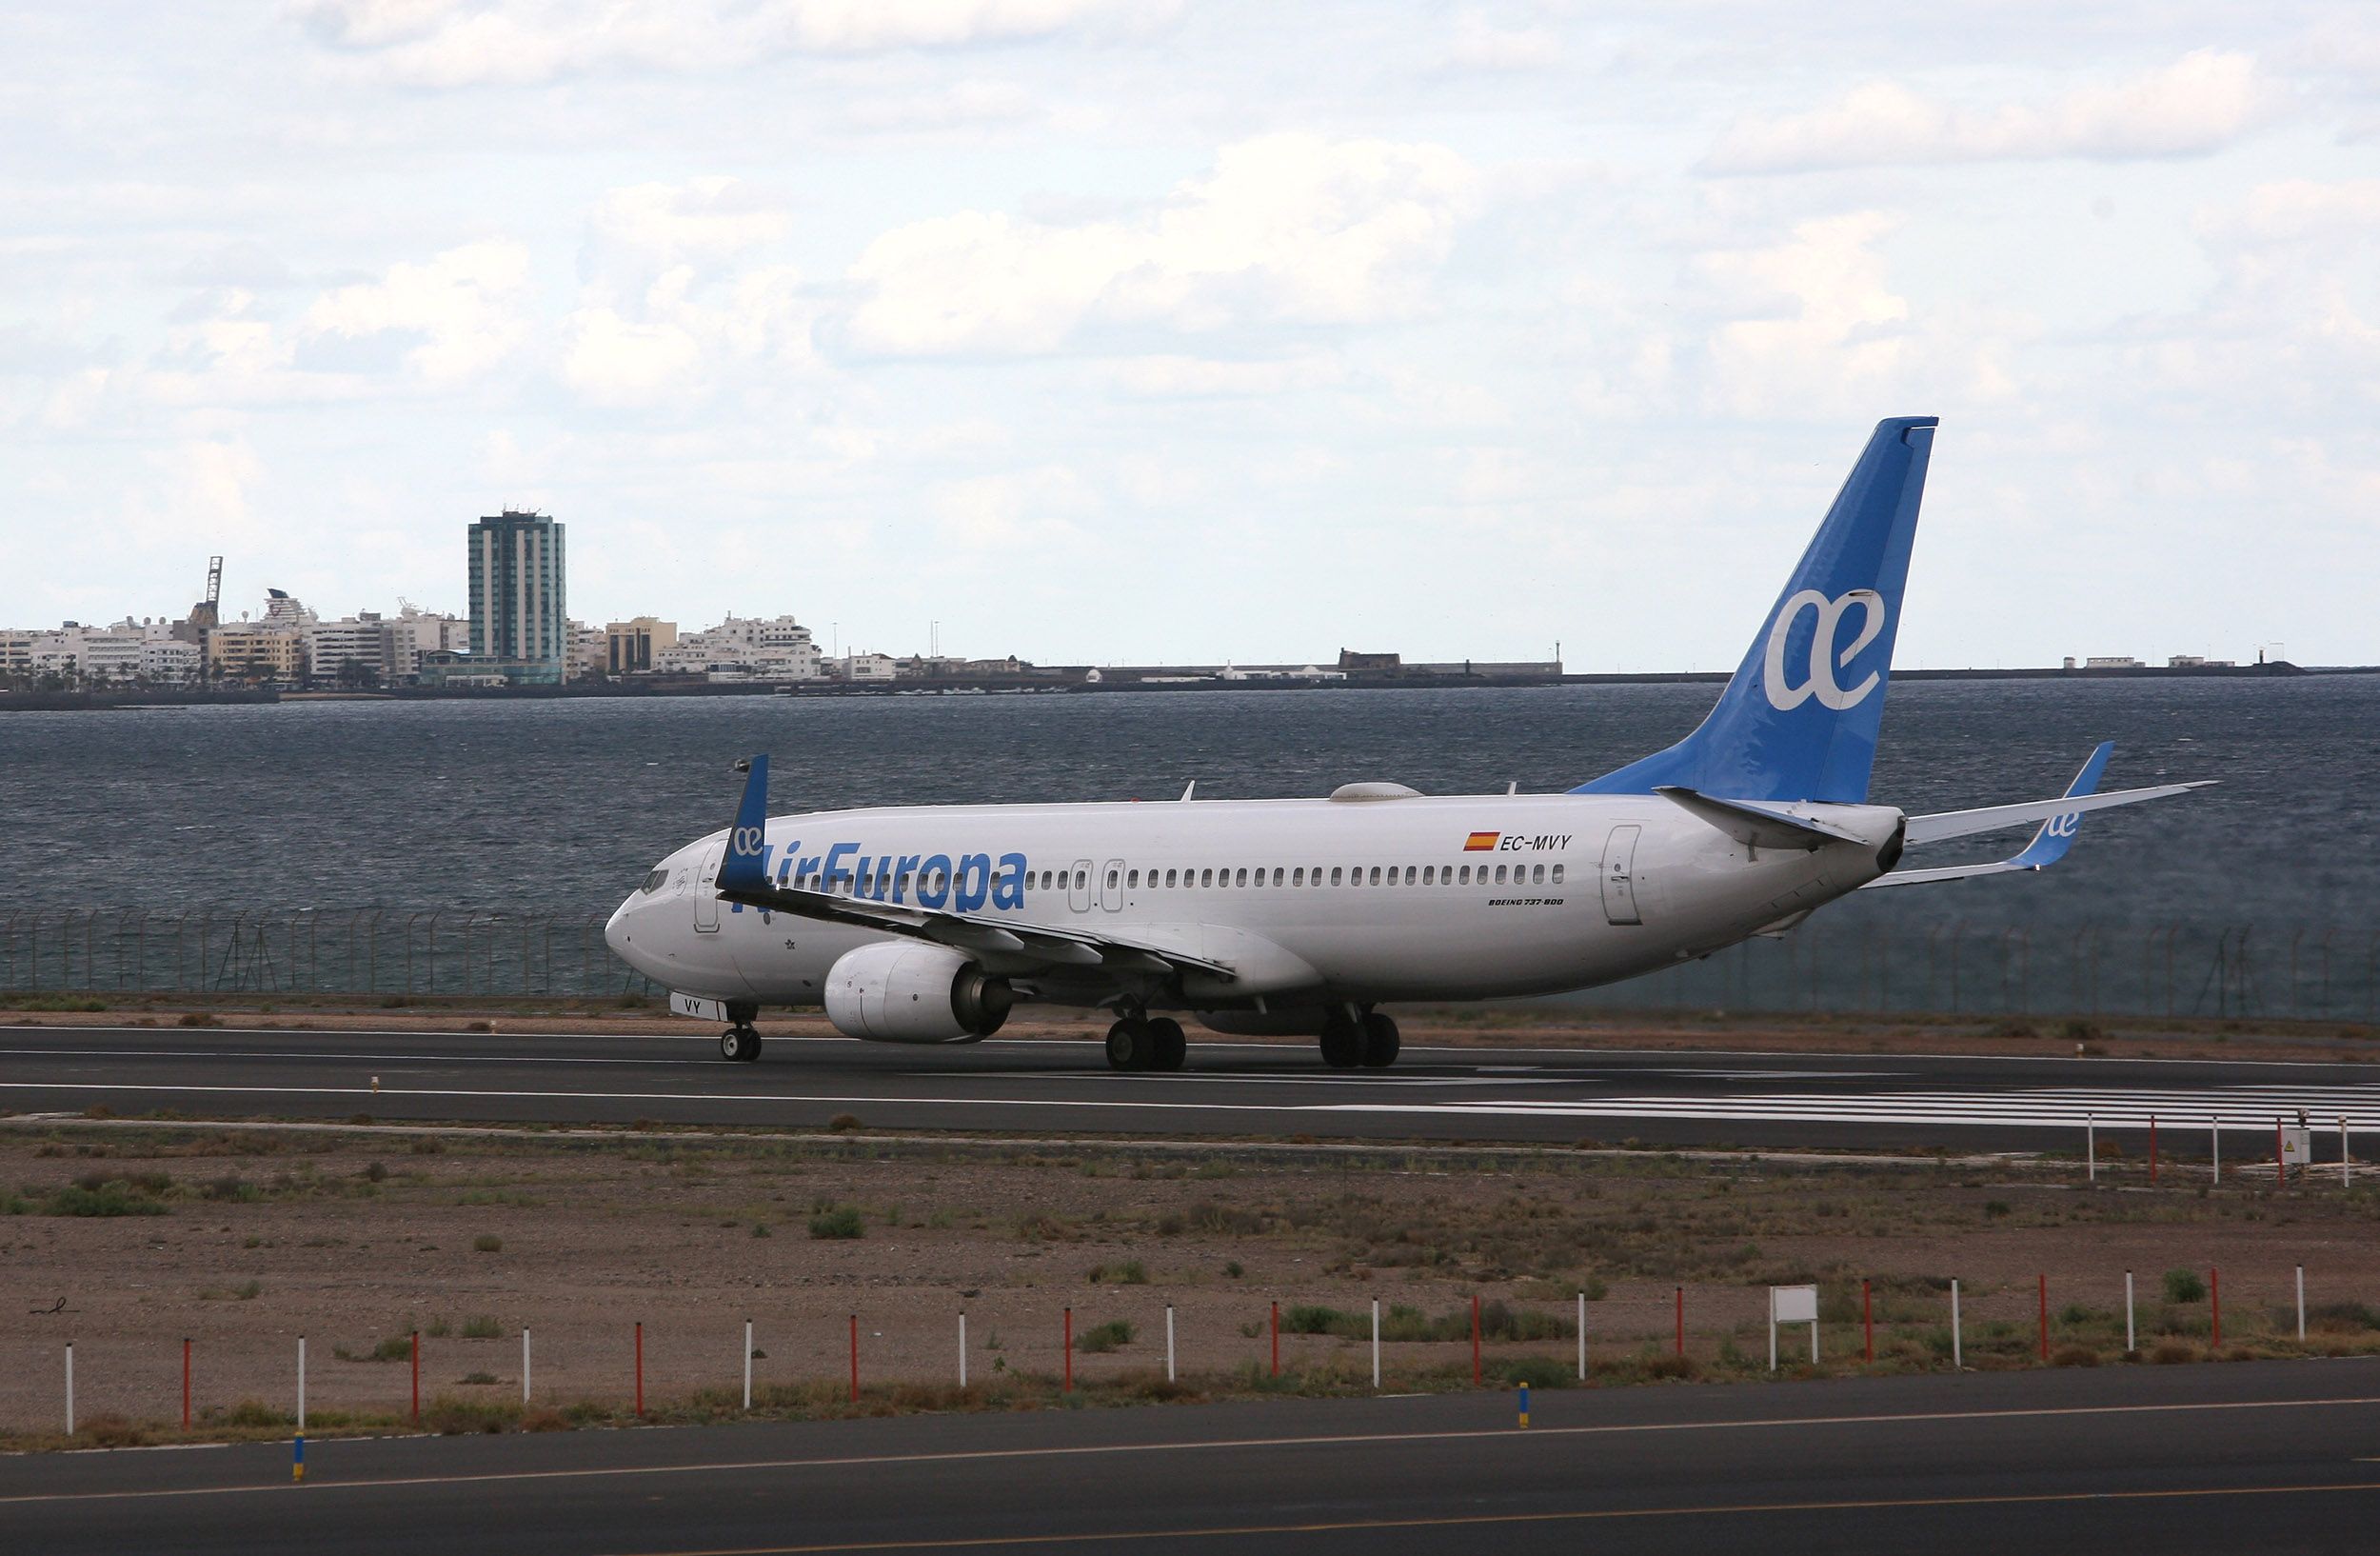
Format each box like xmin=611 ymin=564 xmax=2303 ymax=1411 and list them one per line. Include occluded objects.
xmin=0 ymin=908 xmax=2371 ymax=1022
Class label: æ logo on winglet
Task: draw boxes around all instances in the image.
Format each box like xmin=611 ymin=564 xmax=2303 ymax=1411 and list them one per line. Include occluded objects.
xmin=1762 ymin=588 xmax=1886 ymax=712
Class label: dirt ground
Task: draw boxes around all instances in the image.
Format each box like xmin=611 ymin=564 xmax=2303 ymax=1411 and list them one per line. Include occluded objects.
xmin=7 ymin=991 xmax=2374 ymax=1065
xmin=7 ymin=1121 xmax=2379 ymax=1445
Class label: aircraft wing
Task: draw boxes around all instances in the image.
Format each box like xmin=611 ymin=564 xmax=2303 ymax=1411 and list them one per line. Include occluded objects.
xmin=711 ymin=756 xmax=1236 ymax=984
xmin=1866 ymin=742 xmax=2203 ymax=888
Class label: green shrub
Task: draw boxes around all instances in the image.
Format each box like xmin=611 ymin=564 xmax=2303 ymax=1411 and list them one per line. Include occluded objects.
xmin=2163 ymin=1268 xmax=2207 ymax=1304
xmin=472 ymin=1234 xmax=503 ymax=1253
xmin=1088 ymin=1261 xmax=1148 ymax=1285
xmin=1486 ymin=1356 xmax=1575 ymax=1389
xmin=44 ymin=1181 xmax=169 ymax=1217
xmin=1078 ymin=1320 xmax=1136 ymax=1353
xmin=808 ymin=1205 xmax=865 ymax=1240
xmin=371 ymin=1333 xmax=413 ymax=1363
xmin=461 ymin=1315 xmax=502 ymax=1339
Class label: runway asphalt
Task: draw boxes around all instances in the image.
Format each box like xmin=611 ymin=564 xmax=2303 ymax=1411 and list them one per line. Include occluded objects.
xmin=5 ymin=1358 xmax=2378 ymax=1554
xmin=3 ymin=1022 xmax=2379 ymax=1153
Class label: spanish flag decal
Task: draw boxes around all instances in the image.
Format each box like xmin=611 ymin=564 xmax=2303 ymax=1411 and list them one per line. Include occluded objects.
xmin=1463 ymin=830 xmax=1498 ymax=851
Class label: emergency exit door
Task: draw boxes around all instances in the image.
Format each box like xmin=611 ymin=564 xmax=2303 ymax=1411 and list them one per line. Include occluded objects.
xmin=1600 ymin=826 xmax=1642 ymax=926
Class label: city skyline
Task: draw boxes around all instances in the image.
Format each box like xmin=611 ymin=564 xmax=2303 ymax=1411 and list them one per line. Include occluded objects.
xmin=4 ymin=3 xmax=2376 ymax=668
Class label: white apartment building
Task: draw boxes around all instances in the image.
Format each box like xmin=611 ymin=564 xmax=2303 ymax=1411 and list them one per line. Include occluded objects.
xmin=653 ymin=614 xmax=822 ymax=682
xmin=387 ymin=605 xmax=467 ymax=681
xmin=836 ymin=651 xmax=900 ymax=681
xmin=308 ymin=613 xmax=392 ymax=682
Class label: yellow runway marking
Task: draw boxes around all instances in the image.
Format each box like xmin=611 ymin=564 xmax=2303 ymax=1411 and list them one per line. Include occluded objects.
xmin=3 ymin=1393 xmax=2377 ymax=1508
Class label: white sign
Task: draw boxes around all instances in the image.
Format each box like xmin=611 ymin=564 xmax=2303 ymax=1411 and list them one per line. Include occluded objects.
xmin=2280 ymin=1127 xmax=2313 ymax=1167
xmin=669 ymin=991 xmax=726 ymax=1024
xmin=1769 ymin=1284 xmax=1820 ymax=1370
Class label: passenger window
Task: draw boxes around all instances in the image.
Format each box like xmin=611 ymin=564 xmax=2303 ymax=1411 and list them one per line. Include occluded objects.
xmin=1330 ymin=867 xmax=1343 ymax=886
xmin=1368 ymin=867 xmax=1381 ymax=886
xmin=1422 ymin=866 xmax=1434 ymax=885
xmin=1236 ymin=868 xmax=1247 ymax=887
xmin=1200 ymin=868 xmax=1212 ymax=888
xmin=1128 ymin=869 xmax=1139 ymax=888
xmin=1293 ymin=868 xmax=1304 ymax=886
xmin=1552 ymin=863 xmax=1564 ymax=885
xmin=1106 ymin=869 xmax=1119 ymax=888
xmin=1533 ymin=864 xmax=1545 ymax=884
xmin=1404 ymin=866 xmax=1417 ymax=885
xmin=1165 ymin=868 xmax=1178 ymax=887
xmin=899 ymin=871 xmax=913 ymax=895
xmin=1495 ymin=865 xmax=1508 ymax=885
xmin=1077 ymin=869 xmax=1088 ymax=888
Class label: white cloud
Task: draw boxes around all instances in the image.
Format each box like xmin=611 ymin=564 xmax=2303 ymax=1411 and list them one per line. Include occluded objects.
xmin=1444 ymin=11 xmax=1560 ymax=73
xmin=1703 ymin=50 xmax=2280 ymax=174
xmin=297 ymin=0 xmax=1160 ymax=86
xmin=928 ymin=464 xmax=1092 ymax=550
xmin=845 ymin=133 xmax=1478 ymax=354
xmin=299 ymin=240 xmax=534 ymax=384
xmin=1102 ymin=352 xmax=1345 ymax=398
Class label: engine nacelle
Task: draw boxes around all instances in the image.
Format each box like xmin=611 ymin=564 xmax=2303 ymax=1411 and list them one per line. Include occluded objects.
xmin=823 ymin=942 xmax=1014 ymax=1044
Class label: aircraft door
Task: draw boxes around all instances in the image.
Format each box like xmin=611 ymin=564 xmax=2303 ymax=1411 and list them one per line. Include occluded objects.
xmin=1101 ymin=858 xmax=1125 ymax=912
xmin=1600 ymin=826 xmax=1642 ymax=927
xmin=695 ymin=844 xmax=724 ymax=932
xmin=1068 ymin=858 xmax=1093 ymax=913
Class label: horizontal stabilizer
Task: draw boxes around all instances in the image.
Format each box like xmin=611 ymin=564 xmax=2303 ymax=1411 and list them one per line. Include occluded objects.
xmin=1866 ymin=743 xmax=2205 ymax=890
xmin=1656 ymin=787 xmax=1877 ymax=850
xmin=1903 ymin=780 xmax=2211 ymax=846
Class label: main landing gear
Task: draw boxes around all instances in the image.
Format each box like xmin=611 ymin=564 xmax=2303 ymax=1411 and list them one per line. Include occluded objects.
xmin=1319 ymin=1008 xmax=1399 ymax=1069
xmin=1105 ymin=1012 xmax=1188 ymax=1072
xmin=719 ymin=1000 xmax=763 ymax=1063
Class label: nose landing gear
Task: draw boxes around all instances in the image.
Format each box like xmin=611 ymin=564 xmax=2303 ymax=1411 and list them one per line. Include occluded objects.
xmin=718 ymin=1000 xmax=763 ymax=1063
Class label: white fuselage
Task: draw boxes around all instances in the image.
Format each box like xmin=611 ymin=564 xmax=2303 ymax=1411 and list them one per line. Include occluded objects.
xmin=603 ymin=791 xmax=1899 ymax=1016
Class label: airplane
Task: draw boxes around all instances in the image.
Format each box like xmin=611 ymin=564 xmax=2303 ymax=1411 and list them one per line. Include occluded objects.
xmin=604 ymin=416 xmax=2209 ymax=1069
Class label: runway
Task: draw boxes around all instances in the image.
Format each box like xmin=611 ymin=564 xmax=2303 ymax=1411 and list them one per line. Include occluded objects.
xmin=6 ymin=1360 xmax=2378 ymax=1554
xmin=4 ymin=1023 xmax=2378 ymax=1152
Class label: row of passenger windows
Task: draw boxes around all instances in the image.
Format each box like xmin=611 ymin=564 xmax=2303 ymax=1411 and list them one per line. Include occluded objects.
xmin=1029 ymin=862 xmax=1563 ymax=890
xmin=807 ymin=861 xmax=1562 ymax=899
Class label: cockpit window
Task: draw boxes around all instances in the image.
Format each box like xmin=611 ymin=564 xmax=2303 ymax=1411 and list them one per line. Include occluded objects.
xmin=640 ymin=868 xmax=667 ymax=894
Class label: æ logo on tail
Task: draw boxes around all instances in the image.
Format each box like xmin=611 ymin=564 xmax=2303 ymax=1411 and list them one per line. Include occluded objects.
xmin=1762 ymin=588 xmax=1887 ymax=712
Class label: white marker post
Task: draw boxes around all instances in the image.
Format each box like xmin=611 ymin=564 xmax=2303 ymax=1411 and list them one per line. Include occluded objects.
xmin=2343 ymin=1118 xmax=2352 ymax=1187
xmin=2297 ymin=1267 xmax=2307 ymax=1341
xmin=2087 ymin=1114 xmax=2096 ymax=1183
xmin=2124 ymin=1270 xmax=2135 ymax=1354
xmin=65 ymin=1343 xmax=74 ymax=1436
xmin=1950 ymin=1280 xmax=1962 ymax=1369
xmin=959 ymin=1312 xmax=968 ymax=1389
xmin=2211 ymin=1118 xmax=2220 ymax=1185
xmin=1577 ymin=1292 xmax=1587 ymax=1383
xmin=744 ymin=1320 xmax=754 ymax=1410
xmin=1165 ymin=1306 xmax=1177 ymax=1386
xmin=1369 ymin=1299 xmax=1379 ymax=1390
xmin=522 ymin=1328 xmax=531 ymax=1405
xmin=297 ymin=1336 xmax=307 ymax=1432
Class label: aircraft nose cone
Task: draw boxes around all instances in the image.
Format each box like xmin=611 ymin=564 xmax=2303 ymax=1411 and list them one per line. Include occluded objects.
xmin=604 ymin=899 xmax=634 ymax=960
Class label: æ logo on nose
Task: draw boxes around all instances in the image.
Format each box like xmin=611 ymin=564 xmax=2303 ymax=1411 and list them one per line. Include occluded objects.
xmin=1762 ymin=588 xmax=1886 ymax=712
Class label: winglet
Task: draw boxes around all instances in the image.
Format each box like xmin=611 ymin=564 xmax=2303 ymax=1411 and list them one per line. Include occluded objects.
xmin=2006 ymin=741 xmax=2112 ymax=869
xmin=719 ymin=753 xmax=771 ymax=895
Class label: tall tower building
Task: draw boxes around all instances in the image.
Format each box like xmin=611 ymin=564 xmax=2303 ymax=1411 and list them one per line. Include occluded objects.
xmin=466 ymin=509 xmax=567 ymax=684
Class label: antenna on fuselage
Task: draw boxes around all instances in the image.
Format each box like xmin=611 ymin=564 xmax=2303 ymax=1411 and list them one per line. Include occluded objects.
xmin=1180 ymin=781 xmax=1197 ymax=801
xmin=1507 ymin=781 xmax=1518 ymax=795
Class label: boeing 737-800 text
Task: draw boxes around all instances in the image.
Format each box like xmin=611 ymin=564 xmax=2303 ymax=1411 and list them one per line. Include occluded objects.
xmin=605 ymin=417 xmax=2208 ymax=1068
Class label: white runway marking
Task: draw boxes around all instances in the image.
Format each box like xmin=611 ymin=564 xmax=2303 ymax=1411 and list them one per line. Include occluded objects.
xmin=1323 ymin=1085 xmax=2380 ymax=1129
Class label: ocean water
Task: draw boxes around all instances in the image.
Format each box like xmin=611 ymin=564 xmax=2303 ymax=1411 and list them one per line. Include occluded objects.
xmin=2 ymin=677 xmax=2372 ymax=1018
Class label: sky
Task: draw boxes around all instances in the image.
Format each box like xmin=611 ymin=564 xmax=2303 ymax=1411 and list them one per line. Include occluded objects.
xmin=3 ymin=1 xmax=2377 ymax=670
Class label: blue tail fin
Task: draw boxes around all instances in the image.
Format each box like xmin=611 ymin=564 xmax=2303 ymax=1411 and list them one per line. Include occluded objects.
xmin=1573 ymin=416 xmax=1936 ymax=803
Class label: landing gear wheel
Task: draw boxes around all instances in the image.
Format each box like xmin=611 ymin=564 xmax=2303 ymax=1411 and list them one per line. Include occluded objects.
xmin=720 ymin=1026 xmax=763 ymax=1063
xmin=1319 ymin=1012 xmax=1363 ymax=1068
xmin=1105 ymin=1018 xmax=1153 ymax=1071
xmin=1359 ymin=1012 xmax=1400 ymax=1068
xmin=1145 ymin=1017 xmax=1187 ymax=1072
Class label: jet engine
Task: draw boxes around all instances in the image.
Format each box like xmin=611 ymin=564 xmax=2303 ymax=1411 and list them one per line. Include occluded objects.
xmin=823 ymin=942 xmax=1014 ymax=1043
